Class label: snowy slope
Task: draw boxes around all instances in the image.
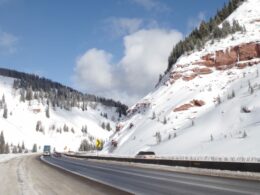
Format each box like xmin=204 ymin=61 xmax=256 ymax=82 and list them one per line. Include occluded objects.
xmin=104 ymin=0 xmax=260 ymax=158
xmin=0 ymin=75 xmax=118 ymax=152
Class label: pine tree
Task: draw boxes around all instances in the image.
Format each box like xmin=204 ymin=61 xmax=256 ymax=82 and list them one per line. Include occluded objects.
xmin=152 ymin=112 xmax=156 ymax=120
xmin=2 ymin=94 xmax=5 ymax=104
xmin=222 ymin=21 xmax=232 ymax=36
xmin=210 ymin=134 xmax=214 ymax=141
xmin=46 ymin=106 xmax=50 ymax=118
xmin=32 ymin=144 xmax=37 ymax=152
xmin=22 ymin=141 xmax=25 ymax=150
xmin=163 ymin=117 xmax=167 ymax=124
xmin=36 ymin=121 xmax=41 ymax=131
xmin=12 ymin=146 xmax=18 ymax=153
xmin=4 ymin=143 xmax=10 ymax=154
xmin=18 ymin=144 xmax=22 ymax=153
xmin=155 ymin=132 xmax=161 ymax=144
xmin=20 ymin=89 xmax=25 ymax=102
xmin=0 ymin=131 xmax=5 ymax=154
xmin=242 ymin=130 xmax=247 ymax=138
xmin=199 ymin=20 xmax=210 ymax=39
xmin=3 ymin=105 xmax=8 ymax=119
xmin=106 ymin=122 xmax=111 ymax=131
xmin=25 ymin=87 xmax=33 ymax=101
xmin=101 ymin=122 xmax=105 ymax=129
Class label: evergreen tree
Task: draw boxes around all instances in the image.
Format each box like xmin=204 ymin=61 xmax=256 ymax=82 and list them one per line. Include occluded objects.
xmin=12 ymin=146 xmax=18 ymax=153
xmin=25 ymin=87 xmax=33 ymax=101
xmin=32 ymin=144 xmax=37 ymax=152
xmin=222 ymin=21 xmax=232 ymax=36
xmin=36 ymin=121 xmax=41 ymax=131
xmin=22 ymin=141 xmax=25 ymax=150
xmin=106 ymin=122 xmax=111 ymax=131
xmin=81 ymin=125 xmax=88 ymax=134
xmin=163 ymin=116 xmax=167 ymax=124
xmin=155 ymin=132 xmax=162 ymax=144
xmin=242 ymin=130 xmax=247 ymax=138
xmin=3 ymin=105 xmax=8 ymax=119
xmin=213 ymin=26 xmax=223 ymax=39
xmin=152 ymin=112 xmax=156 ymax=120
xmin=4 ymin=143 xmax=10 ymax=154
xmin=18 ymin=144 xmax=22 ymax=153
xmin=46 ymin=106 xmax=50 ymax=118
xmin=2 ymin=94 xmax=5 ymax=105
xmin=210 ymin=134 xmax=214 ymax=141
xmin=20 ymin=89 xmax=25 ymax=102
xmin=199 ymin=20 xmax=210 ymax=39
xmin=0 ymin=131 xmax=5 ymax=154
xmin=101 ymin=122 xmax=105 ymax=129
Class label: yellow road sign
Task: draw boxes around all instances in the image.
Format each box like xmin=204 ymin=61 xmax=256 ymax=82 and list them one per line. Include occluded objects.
xmin=96 ymin=139 xmax=101 ymax=148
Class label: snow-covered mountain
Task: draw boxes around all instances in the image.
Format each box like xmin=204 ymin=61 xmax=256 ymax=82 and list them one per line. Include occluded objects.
xmin=105 ymin=0 xmax=260 ymax=157
xmin=0 ymin=73 xmax=126 ymax=152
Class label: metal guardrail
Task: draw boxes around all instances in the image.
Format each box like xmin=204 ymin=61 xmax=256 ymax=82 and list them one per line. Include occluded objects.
xmin=64 ymin=154 xmax=260 ymax=173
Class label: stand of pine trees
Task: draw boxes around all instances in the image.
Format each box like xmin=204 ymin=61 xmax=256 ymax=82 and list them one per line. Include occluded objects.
xmin=167 ymin=0 xmax=245 ymax=73
xmin=0 ymin=67 xmax=128 ymax=116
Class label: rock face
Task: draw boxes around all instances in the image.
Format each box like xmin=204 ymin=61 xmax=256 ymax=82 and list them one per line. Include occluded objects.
xmin=239 ymin=43 xmax=260 ymax=61
xmin=215 ymin=48 xmax=238 ymax=66
xmin=167 ymin=42 xmax=260 ymax=85
xmin=200 ymin=42 xmax=260 ymax=68
xmin=173 ymin=99 xmax=205 ymax=112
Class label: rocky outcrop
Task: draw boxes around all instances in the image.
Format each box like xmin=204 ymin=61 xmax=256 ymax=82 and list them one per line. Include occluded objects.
xmin=182 ymin=74 xmax=197 ymax=81
xmin=173 ymin=99 xmax=205 ymax=112
xmin=199 ymin=42 xmax=260 ymax=68
xmin=191 ymin=99 xmax=205 ymax=107
xmin=168 ymin=42 xmax=260 ymax=85
xmin=173 ymin=103 xmax=193 ymax=112
xmin=239 ymin=43 xmax=260 ymax=61
xmin=192 ymin=67 xmax=212 ymax=74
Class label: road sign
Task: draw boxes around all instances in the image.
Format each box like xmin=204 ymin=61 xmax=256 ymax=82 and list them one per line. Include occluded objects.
xmin=96 ymin=139 xmax=101 ymax=148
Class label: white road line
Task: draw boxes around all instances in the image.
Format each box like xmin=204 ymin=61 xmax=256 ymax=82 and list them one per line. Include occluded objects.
xmin=45 ymin=156 xmax=252 ymax=194
xmin=40 ymin=156 xmax=135 ymax=194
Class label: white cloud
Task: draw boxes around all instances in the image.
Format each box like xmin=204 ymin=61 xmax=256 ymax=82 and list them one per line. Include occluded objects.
xmin=120 ymin=29 xmax=183 ymax=94
xmin=187 ymin=12 xmax=206 ymax=31
xmin=132 ymin=0 xmax=170 ymax=12
xmin=73 ymin=28 xmax=182 ymax=105
xmin=73 ymin=48 xmax=114 ymax=93
xmin=105 ymin=17 xmax=143 ymax=37
xmin=0 ymin=31 xmax=18 ymax=53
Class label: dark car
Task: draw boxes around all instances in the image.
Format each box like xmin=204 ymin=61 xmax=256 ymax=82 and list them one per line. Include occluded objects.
xmin=135 ymin=151 xmax=156 ymax=159
xmin=53 ymin=152 xmax=62 ymax=157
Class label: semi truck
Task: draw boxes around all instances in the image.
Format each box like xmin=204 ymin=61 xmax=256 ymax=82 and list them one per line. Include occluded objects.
xmin=43 ymin=145 xmax=51 ymax=156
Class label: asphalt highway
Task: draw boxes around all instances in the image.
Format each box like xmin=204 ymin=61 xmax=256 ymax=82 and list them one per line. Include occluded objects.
xmin=43 ymin=155 xmax=260 ymax=195
xmin=0 ymin=154 xmax=129 ymax=195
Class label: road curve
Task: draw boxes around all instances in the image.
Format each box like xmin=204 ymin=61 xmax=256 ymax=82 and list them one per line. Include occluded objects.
xmin=0 ymin=154 xmax=130 ymax=195
xmin=43 ymin=155 xmax=260 ymax=195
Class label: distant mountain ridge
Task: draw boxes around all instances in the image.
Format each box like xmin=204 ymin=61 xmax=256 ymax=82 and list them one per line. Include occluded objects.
xmin=0 ymin=67 xmax=128 ymax=115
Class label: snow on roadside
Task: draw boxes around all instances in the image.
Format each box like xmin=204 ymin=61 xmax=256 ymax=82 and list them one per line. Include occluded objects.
xmin=0 ymin=153 xmax=33 ymax=163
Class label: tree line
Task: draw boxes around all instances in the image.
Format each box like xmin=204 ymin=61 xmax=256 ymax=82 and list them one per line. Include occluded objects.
xmin=0 ymin=67 xmax=127 ymax=116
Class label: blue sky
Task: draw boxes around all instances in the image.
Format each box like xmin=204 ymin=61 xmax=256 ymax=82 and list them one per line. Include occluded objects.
xmin=0 ymin=0 xmax=228 ymax=105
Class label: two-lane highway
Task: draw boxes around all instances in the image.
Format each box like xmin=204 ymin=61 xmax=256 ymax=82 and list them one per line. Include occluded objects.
xmin=43 ymin=155 xmax=260 ymax=195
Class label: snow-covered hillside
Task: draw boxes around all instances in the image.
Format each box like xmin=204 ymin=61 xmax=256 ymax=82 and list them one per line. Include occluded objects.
xmin=0 ymin=75 xmax=119 ymax=152
xmin=105 ymin=0 xmax=260 ymax=157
